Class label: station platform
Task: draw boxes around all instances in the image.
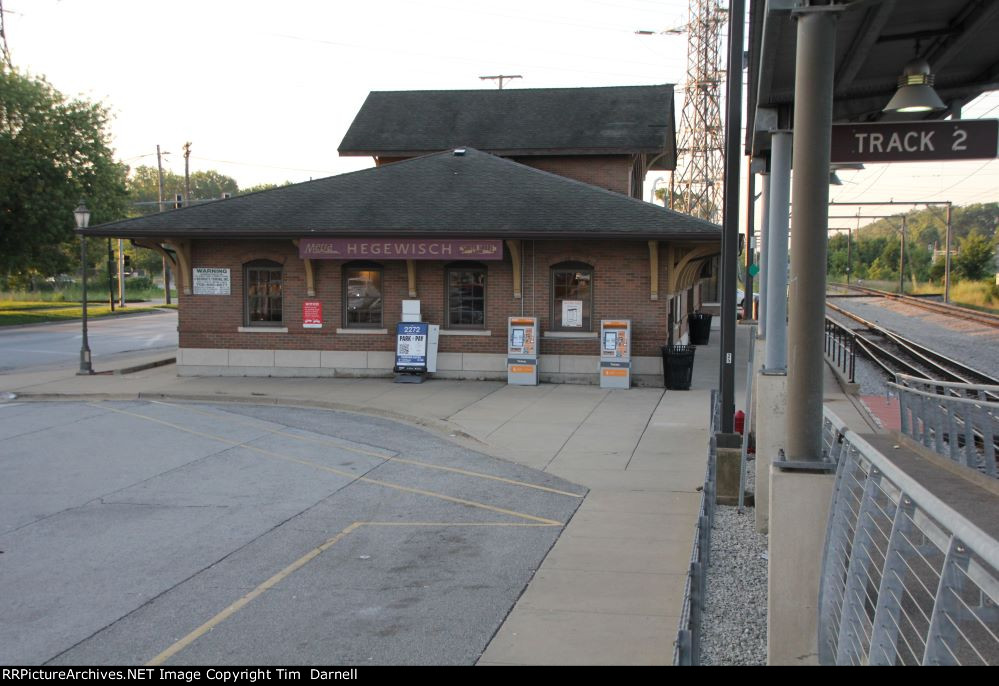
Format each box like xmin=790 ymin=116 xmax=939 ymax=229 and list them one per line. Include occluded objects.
xmin=1 ymin=326 xmax=754 ymax=665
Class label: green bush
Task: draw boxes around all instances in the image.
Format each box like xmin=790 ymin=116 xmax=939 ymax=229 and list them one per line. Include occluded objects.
xmin=127 ymin=276 xmax=154 ymax=290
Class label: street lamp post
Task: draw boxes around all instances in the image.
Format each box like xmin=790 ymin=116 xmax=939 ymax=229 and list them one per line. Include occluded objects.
xmin=75 ymin=200 xmax=93 ymax=375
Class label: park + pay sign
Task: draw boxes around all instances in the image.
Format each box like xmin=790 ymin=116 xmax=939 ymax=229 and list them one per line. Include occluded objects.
xmin=395 ymin=322 xmax=429 ymax=370
xmin=831 ymin=119 xmax=999 ymax=163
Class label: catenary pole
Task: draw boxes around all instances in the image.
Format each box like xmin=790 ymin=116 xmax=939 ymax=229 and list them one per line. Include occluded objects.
xmin=719 ymin=0 xmax=745 ymax=433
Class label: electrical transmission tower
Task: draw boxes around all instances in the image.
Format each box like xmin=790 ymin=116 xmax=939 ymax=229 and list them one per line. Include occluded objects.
xmin=0 ymin=0 xmax=14 ymax=70
xmin=670 ymin=0 xmax=727 ymax=224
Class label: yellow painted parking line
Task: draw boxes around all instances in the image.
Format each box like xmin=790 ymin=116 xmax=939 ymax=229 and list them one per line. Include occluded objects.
xmin=146 ymin=521 xmax=364 ymax=666
xmin=146 ymin=518 xmax=557 ymax=665
xmin=92 ymin=403 xmax=561 ymax=526
xmin=150 ymin=400 xmax=585 ymax=498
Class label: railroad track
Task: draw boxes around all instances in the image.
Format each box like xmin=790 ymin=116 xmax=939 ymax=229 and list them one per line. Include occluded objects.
xmin=829 ymin=283 xmax=999 ymax=329
xmin=826 ymin=301 xmax=999 ymax=397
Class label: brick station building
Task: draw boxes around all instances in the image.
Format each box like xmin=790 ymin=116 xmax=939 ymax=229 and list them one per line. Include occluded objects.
xmin=86 ymin=85 xmax=720 ymax=385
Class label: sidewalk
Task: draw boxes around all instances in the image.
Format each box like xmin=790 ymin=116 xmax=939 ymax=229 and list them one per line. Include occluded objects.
xmin=1 ymin=328 xmax=750 ymax=666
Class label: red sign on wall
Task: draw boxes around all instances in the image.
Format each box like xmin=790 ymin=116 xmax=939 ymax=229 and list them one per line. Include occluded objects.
xmin=303 ymin=300 xmax=322 ymax=329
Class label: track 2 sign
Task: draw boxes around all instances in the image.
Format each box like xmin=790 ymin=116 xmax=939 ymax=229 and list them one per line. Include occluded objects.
xmin=831 ymin=119 xmax=998 ymax=163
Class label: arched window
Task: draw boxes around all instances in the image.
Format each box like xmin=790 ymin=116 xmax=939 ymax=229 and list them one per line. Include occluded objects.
xmin=244 ymin=259 xmax=283 ymax=326
xmin=445 ymin=262 xmax=486 ymax=329
xmin=550 ymin=261 xmax=593 ymax=331
xmin=343 ymin=261 xmax=383 ymax=328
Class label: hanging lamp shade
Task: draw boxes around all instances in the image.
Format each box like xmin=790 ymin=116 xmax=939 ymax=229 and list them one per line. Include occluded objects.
xmin=883 ymin=58 xmax=947 ymax=113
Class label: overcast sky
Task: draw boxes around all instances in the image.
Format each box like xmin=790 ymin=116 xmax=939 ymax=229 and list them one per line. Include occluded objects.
xmin=6 ymin=0 xmax=998 ymax=215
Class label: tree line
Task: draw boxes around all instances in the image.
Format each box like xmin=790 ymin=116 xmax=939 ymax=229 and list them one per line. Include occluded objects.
xmin=826 ymin=203 xmax=998 ymax=286
xmin=1 ymin=67 xmax=289 ymax=289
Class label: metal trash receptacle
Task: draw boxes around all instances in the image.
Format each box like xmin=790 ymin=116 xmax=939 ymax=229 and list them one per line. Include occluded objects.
xmin=662 ymin=344 xmax=696 ymax=390
xmin=688 ymin=312 xmax=712 ymax=345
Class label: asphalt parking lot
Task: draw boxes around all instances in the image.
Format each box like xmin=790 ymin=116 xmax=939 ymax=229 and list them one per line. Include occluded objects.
xmin=0 ymin=400 xmax=585 ymax=665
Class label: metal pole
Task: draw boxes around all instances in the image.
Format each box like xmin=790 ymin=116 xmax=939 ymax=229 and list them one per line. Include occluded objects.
xmin=78 ymin=236 xmax=92 ymax=375
xmin=106 ymin=238 xmax=115 ymax=312
xmin=765 ymin=132 xmax=791 ymax=371
xmin=944 ymin=203 xmax=952 ymax=303
xmin=163 ymin=257 xmax=171 ymax=305
xmin=156 ymin=145 xmax=166 ymax=213
xmin=785 ymin=9 xmax=836 ymax=462
xmin=745 ymin=160 xmax=756 ymax=320
xmin=847 ymin=227 xmax=852 ymax=286
xmin=719 ymin=0 xmax=745 ymax=434
xmin=899 ymin=215 xmax=906 ymax=294
xmin=758 ymin=172 xmax=770 ymax=335
xmin=118 ymin=238 xmax=125 ymax=307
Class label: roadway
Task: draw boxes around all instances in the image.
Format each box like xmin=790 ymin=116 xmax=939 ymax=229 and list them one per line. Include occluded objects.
xmin=0 ymin=310 xmax=177 ymax=372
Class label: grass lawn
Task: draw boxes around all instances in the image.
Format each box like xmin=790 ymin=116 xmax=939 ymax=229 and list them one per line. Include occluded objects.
xmin=0 ymin=302 xmax=177 ymax=327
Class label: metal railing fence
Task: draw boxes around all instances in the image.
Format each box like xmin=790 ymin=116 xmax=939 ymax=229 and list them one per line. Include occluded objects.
xmin=674 ymin=389 xmax=719 ymax=665
xmin=818 ymin=408 xmax=999 ymax=665
xmin=891 ymin=376 xmax=999 ymax=479
xmin=824 ymin=317 xmax=856 ymax=384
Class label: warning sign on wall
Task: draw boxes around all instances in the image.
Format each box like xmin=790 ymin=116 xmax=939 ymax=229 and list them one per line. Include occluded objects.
xmin=192 ymin=268 xmax=231 ymax=295
xmin=303 ymin=300 xmax=323 ymax=329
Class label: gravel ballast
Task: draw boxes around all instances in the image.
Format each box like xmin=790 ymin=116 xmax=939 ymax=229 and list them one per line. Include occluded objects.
xmin=700 ymin=456 xmax=768 ymax=666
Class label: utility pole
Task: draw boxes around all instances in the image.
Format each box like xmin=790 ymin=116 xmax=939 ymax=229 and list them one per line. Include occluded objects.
xmin=183 ymin=142 xmax=192 ymax=207
xmin=118 ymin=238 xmax=125 ymax=307
xmin=478 ymin=75 xmax=522 ymax=89
xmin=944 ymin=202 xmax=952 ymax=304
xmin=899 ymin=216 xmax=906 ymax=294
xmin=157 ymin=144 xmax=171 ymax=304
xmin=106 ymin=238 xmax=115 ymax=312
xmin=718 ymin=0 xmax=744 ymax=433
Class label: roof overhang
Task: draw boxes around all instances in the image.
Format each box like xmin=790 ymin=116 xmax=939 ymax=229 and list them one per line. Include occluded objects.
xmin=748 ymin=0 xmax=999 ymax=158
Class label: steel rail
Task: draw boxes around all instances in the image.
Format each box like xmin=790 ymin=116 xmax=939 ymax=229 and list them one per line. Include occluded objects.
xmin=832 ymin=283 xmax=999 ymax=329
xmin=825 ymin=301 xmax=999 ymax=391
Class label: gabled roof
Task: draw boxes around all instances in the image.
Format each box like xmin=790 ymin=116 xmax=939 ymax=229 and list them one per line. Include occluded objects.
xmin=338 ymin=85 xmax=677 ymax=170
xmin=86 ymin=149 xmax=717 ymax=241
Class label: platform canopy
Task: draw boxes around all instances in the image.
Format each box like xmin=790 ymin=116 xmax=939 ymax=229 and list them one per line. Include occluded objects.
xmin=747 ymin=0 xmax=999 ymax=156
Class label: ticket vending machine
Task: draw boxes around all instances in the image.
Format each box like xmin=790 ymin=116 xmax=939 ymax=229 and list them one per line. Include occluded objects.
xmin=507 ymin=317 xmax=538 ymax=386
xmin=599 ymin=319 xmax=631 ymax=389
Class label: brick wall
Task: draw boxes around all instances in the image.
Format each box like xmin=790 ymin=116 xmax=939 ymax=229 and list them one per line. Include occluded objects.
xmin=179 ymin=238 xmax=695 ymax=357
xmin=510 ymin=155 xmax=634 ymax=196
xmin=375 ymin=154 xmax=636 ymax=197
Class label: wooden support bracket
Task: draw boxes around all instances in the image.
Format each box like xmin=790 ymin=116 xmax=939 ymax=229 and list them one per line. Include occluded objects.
xmin=292 ymin=240 xmax=316 ymax=296
xmin=506 ymin=239 xmax=522 ymax=299
xmin=164 ymin=239 xmax=192 ymax=295
xmin=406 ymin=259 xmax=417 ymax=298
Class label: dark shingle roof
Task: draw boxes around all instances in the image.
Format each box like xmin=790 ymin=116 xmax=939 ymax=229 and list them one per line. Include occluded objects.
xmin=86 ymin=148 xmax=717 ymax=241
xmin=338 ymin=85 xmax=676 ymax=169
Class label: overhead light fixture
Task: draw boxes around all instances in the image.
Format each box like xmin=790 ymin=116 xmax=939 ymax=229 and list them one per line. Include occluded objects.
xmin=883 ymin=57 xmax=946 ymax=113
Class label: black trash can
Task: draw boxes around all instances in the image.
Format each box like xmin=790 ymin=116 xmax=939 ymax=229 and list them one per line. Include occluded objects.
xmin=662 ymin=344 xmax=696 ymax=390
xmin=688 ymin=312 xmax=713 ymax=345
